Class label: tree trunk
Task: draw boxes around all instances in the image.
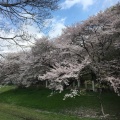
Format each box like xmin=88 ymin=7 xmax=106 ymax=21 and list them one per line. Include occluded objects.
xmin=98 ymin=89 xmax=105 ymax=117
xmin=73 ymin=81 xmax=75 ymax=87
xmin=85 ymin=81 xmax=87 ymax=90
xmin=46 ymin=80 xmax=48 ymax=87
xmin=78 ymin=80 xmax=80 ymax=87
xmin=92 ymin=81 xmax=95 ymax=91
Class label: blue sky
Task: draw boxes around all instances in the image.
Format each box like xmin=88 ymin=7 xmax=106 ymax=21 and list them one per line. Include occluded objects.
xmin=48 ymin=0 xmax=120 ymax=38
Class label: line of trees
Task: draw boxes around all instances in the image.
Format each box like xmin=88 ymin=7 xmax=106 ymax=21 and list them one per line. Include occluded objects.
xmin=0 ymin=3 xmax=120 ymax=95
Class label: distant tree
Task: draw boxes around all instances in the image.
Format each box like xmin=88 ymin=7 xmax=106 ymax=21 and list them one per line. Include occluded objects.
xmin=0 ymin=53 xmax=22 ymax=85
xmin=15 ymin=38 xmax=58 ymax=87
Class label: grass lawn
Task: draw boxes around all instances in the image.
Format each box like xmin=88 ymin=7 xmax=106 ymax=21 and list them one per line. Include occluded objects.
xmin=0 ymin=85 xmax=120 ymax=120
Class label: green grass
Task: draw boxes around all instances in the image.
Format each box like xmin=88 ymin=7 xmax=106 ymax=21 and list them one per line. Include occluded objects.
xmin=0 ymin=103 xmax=89 ymax=120
xmin=0 ymin=87 xmax=99 ymax=111
xmin=0 ymin=86 xmax=120 ymax=120
xmin=0 ymin=111 xmax=23 ymax=120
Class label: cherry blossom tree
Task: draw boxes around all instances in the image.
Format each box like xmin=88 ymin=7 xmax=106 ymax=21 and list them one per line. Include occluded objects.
xmin=0 ymin=52 xmax=22 ymax=85
xmin=0 ymin=51 xmax=36 ymax=87
xmin=62 ymin=3 xmax=120 ymax=95
xmin=39 ymin=56 xmax=91 ymax=92
xmin=64 ymin=4 xmax=120 ymax=116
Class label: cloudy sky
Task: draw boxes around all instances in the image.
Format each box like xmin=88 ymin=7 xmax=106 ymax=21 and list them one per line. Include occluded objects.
xmin=48 ymin=0 xmax=120 ymax=38
xmin=0 ymin=0 xmax=120 ymax=53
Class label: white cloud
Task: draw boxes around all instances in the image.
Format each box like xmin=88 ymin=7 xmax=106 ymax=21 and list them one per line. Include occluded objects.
xmin=22 ymin=24 xmax=44 ymax=39
xmin=60 ymin=0 xmax=94 ymax=10
xmin=0 ymin=23 xmax=45 ymax=53
xmin=48 ymin=18 xmax=66 ymax=38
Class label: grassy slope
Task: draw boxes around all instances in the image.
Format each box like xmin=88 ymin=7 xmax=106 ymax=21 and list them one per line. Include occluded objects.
xmin=0 ymin=86 xmax=120 ymax=120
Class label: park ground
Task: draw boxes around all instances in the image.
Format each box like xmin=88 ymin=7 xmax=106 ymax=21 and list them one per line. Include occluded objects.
xmin=0 ymin=86 xmax=120 ymax=120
